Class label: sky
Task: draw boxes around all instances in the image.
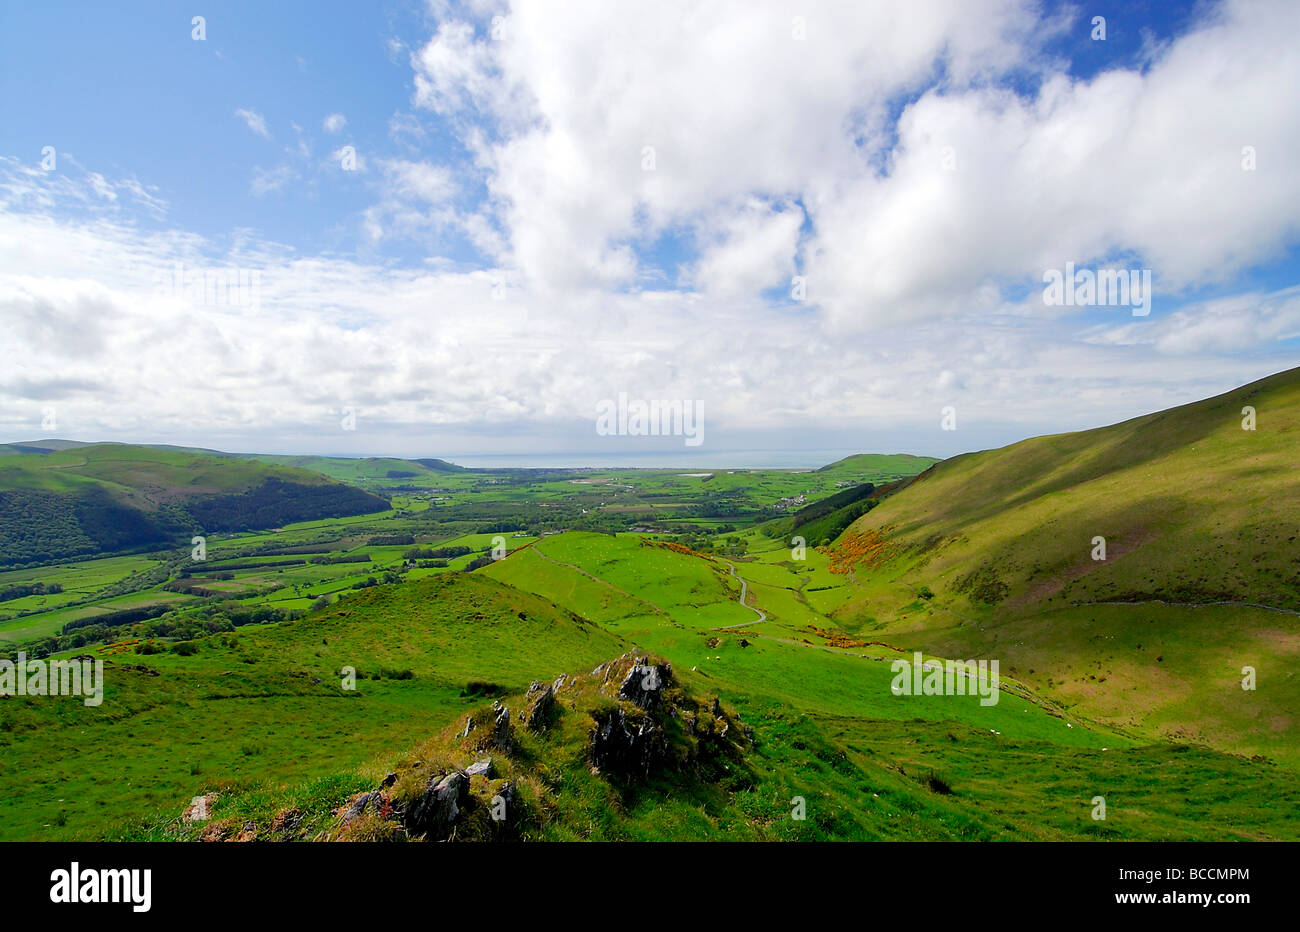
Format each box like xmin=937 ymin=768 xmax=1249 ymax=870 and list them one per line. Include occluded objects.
xmin=1 ymin=0 xmax=1297 ymax=466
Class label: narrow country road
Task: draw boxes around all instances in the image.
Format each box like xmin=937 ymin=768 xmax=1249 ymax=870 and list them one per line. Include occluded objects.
xmin=712 ymin=561 xmax=767 ymax=629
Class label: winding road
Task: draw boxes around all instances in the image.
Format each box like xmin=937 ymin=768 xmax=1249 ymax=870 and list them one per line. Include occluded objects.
xmin=712 ymin=561 xmax=767 ymax=629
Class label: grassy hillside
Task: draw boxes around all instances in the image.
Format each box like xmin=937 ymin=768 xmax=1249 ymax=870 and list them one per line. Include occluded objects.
xmin=118 ymin=651 xmax=1300 ymax=843
xmin=0 ymin=572 xmax=624 ymax=841
xmin=0 ymin=444 xmax=387 ymax=567
xmin=829 ymin=366 xmax=1300 ymax=764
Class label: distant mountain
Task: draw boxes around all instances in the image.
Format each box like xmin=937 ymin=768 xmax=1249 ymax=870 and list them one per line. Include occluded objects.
xmin=815 ymin=452 xmax=941 ymax=474
xmin=414 ymin=457 xmax=467 ymax=472
xmin=0 ymin=439 xmax=96 ymax=454
xmin=0 ymin=444 xmax=387 ymax=567
xmin=230 ymin=454 xmax=467 ymax=480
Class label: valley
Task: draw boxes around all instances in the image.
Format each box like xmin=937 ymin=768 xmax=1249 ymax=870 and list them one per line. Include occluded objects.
xmin=0 ymin=370 xmax=1296 ymax=843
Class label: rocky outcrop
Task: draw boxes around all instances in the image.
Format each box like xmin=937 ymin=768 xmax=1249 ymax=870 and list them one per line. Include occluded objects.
xmin=618 ymin=658 xmax=672 ymax=710
xmin=584 ymin=654 xmax=748 ymax=784
xmin=293 ymin=651 xmax=749 ymax=841
xmin=522 ymin=680 xmax=558 ymax=731
xmin=402 ymin=770 xmax=469 ymax=841
xmin=590 ymin=705 xmax=667 ymax=779
xmin=488 ymin=701 xmax=513 ymax=752
xmin=461 ymin=700 xmax=515 ymax=753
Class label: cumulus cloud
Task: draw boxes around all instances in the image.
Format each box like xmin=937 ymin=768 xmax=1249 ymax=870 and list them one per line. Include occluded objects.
xmin=1 ymin=1 xmax=1297 ymax=458
xmin=323 ymin=112 xmax=347 ymax=133
xmin=409 ymin=0 xmax=1300 ymax=324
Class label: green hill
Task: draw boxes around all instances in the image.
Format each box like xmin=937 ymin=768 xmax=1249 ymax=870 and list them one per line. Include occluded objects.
xmin=0 ymin=572 xmax=625 ymax=841
xmin=831 ymin=366 xmax=1300 ymax=764
xmin=242 ymin=454 xmax=466 ymax=482
xmin=0 ymin=444 xmax=387 ymax=567
xmin=815 ymin=453 xmax=941 ymax=475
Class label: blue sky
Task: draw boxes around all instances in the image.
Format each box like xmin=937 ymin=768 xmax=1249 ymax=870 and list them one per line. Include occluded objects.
xmin=1 ymin=0 xmax=1297 ymax=464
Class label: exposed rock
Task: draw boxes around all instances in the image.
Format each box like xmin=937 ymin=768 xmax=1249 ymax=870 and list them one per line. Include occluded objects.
xmin=589 ymin=706 xmax=666 ymax=780
xmin=466 ymin=758 xmax=493 ymax=778
xmin=619 ymin=659 xmax=672 ymax=710
xmin=340 ymin=790 xmax=381 ymax=824
xmin=381 ymin=771 xmax=398 ymax=788
xmin=403 ymin=770 xmax=469 ymax=840
xmin=198 ymin=823 xmax=230 ymax=843
xmin=523 ymin=680 xmax=558 ymax=731
xmin=488 ymin=701 xmax=513 ymax=752
xmin=182 ymin=792 xmax=218 ymax=822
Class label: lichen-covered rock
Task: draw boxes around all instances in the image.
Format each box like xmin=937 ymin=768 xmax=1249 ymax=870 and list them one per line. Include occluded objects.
xmin=270 ymin=807 xmax=305 ymax=839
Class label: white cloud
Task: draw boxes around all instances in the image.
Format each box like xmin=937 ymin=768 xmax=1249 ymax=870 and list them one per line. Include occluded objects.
xmin=1084 ymin=286 xmax=1300 ymax=354
xmin=2 ymin=2 xmax=1298 ymax=459
xmin=234 ymin=108 xmax=271 ymax=139
xmin=0 ymin=189 xmax=1286 ymax=457
xmin=323 ymin=112 xmax=347 ymax=134
xmin=408 ymin=0 xmax=1300 ymax=327
xmin=689 ymin=198 xmax=804 ymax=299
xmin=251 ymin=163 xmax=298 ymax=196
xmin=381 ymin=159 xmax=455 ymax=203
